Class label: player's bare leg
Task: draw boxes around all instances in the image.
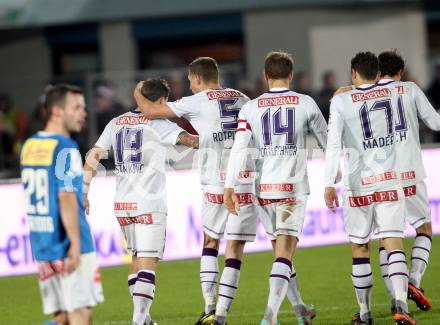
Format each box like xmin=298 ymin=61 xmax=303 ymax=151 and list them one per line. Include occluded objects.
xmin=132 ymin=257 xmax=159 ymax=325
xmin=52 ymin=311 xmax=68 ymax=325
xmin=350 ymin=242 xmax=373 ymax=325
xmin=382 ymin=237 xmax=417 ymax=324
xmin=196 ymin=233 xmax=220 ymax=325
xmin=408 ymin=222 xmax=432 ymax=311
xmin=67 ymin=307 xmax=92 ymax=325
xmin=213 ymin=240 xmax=246 ymax=325
xmin=261 ymin=235 xmax=297 ymax=325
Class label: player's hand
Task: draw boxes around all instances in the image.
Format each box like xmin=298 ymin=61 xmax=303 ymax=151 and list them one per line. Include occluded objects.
xmin=324 ymin=186 xmax=339 ymax=213
xmin=332 ymin=85 xmax=353 ymax=97
xmin=65 ymin=244 xmax=80 ymax=274
xmin=84 ymin=195 xmax=90 ymax=215
xmin=224 ymin=188 xmax=240 ymax=215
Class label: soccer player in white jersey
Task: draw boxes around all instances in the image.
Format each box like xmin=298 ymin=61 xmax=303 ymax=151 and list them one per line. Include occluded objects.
xmin=375 ymin=50 xmax=440 ymax=313
xmin=224 ymin=51 xmax=327 ymax=325
xmin=83 ymin=78 xmax=198 ymax=325
xmin=324 ymin=52 xmax=417 ymax=325
xmin=133 ymin=57 xmax=259 ymax=325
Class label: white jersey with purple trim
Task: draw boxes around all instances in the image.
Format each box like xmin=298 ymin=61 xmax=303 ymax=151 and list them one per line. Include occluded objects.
xmin=167 ymin=88 xmax=251 ymax=194
xmin=325 ymin=83 xmax=403 ymax=192
xmin=95 ymin=110 xmax=183 ymax=214
xmin=225 ymin=88 xmax=327 ymax=199
xmin=377 ymin=79 xmax=440 ymax=186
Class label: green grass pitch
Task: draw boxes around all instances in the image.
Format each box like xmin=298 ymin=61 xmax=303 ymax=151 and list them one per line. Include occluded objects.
xmin=1 ymin=237 xmax=439 ymax=324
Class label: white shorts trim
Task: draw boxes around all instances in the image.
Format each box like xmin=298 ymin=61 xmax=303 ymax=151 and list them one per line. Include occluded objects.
xmin=38 ymin=252 xmax=104 ymax=314
xmin=120 ymin=212 xmax=166 ymax=259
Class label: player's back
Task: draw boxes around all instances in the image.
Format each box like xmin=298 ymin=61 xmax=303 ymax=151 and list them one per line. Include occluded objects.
xmin=332 ymin=84 xmax=401 ymax=192
xmin=242 ymin=89 xmax=326 ymax=198
xmin=168 ymin=88 xmax=250 ymax=193
xmin=377 ymin=79 xmax=429 ymax=185
xmin=96 ymin=110 xmax=182 ymax=214
xmin=20 ymin=132 xmax=94 ymax=261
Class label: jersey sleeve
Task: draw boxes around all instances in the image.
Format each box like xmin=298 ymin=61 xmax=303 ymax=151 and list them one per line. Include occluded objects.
xmin=167 ymin=95 xmax=200 ymax=118
xmin=412 ymin=83 xmax=440 ymax=131
xmin=54 ymin=140 xmax=84 ymax=193
xmin=225 ymin=109 xmax=253 ymax=188
xmin=306 ymin=96 xmax=328 ymax=150
xmin=324 ymin=95 xmax=344 ymax=187
xmin=95 ymin=119 xmax=114 ymax=150
xmin=149 ymin=119 xmax=185 ymax=145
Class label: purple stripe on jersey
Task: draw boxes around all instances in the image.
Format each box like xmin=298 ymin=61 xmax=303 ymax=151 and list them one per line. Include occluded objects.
xmin=377 ymin=80 xmax=395 ymax=86
xmin=225 ymin=258 xmax=242 ymax=270
xmin=352 ymin=258 xmax=370 ymax=265
xmin=416 ymin=233 xmax=432 ymax=242
xmin=267 ymin=89 xmax=290 ymax=94
xmin=351 ymin=272 xmax=373 ymax=278
xmin=270 ymin=274 xmax=290 ymax=282
xmin=290 ymin=273 xmax=297 ymax=278
xmin=128 ymin=277 xmax=137 ymax=286
xmin=388 ymin=251 xmax=406 ymax=259
xmin=137 ymin=271 xmax=155 ymax=284
xmin=133 ymin=293 xmax=154 ymax=300
xmin=202 ymin=248 xmax=219 ymax=257
xmin=274 ymin=257 xmax=292 ymax=269
xmin=355 ymin=83 xmax=379 ymax=91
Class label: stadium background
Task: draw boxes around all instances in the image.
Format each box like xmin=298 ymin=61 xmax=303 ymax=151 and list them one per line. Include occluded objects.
xmin=1 ymin=0 xmax=440 ymax=324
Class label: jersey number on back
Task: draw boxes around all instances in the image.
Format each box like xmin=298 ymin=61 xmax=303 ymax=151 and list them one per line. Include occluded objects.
xmin=116 ymin=128 xmax=143 ymax=164
xmin=22 ymin=168 xmax=49 ymax=215
xmin=359 ymin=97 xmax=407 ymax=140
xmin=261 ymin=107 xmax=295 ymax=146
xmin=218 ymin=98 xmax=240 ymax=131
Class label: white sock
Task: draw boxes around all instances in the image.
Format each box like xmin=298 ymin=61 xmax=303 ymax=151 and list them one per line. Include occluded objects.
xmin=132 ymin=269 xmax=155 ymax=325
xmin=379 ymin=247 xmax=395 ymax=303
xmin=265 ymin=258 xmax=292 ymax=323
xmin=351 ymin=258 xmax=373 ymax=321
xmin=388 ymin=250 xmax=409 ymax=313
xmin=200 ymin=248 xmax=219 ymax=314
xmin=128 ymin=273 xmax=137 ymax=297
xmin=409 ymin=234 xmax=432 ymax=288
xmin=215 ymin=258 xmax=241 ymax=324
xmin=286 ymin=266 xmax=305 ymax=308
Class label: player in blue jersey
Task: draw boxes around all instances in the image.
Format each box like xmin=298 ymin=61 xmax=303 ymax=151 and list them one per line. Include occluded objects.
xmin=20 ymin=84 xmax=103 ymax=325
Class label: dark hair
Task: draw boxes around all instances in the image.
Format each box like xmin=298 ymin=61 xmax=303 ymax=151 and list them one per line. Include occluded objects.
xmin=44 ymin=83 xmax=83 ymax=118
xmin=378 ymin=50 xmax=405 ymax=77
xmin=265 ymin=51 xmax=294 ymax=79
xmin=351 ymin=52 xmax=379 ymax=81
xmin=141 ymin=78 xmax=170 ymax=102
xmin=188 ymin=57 xmax=219 ymax=83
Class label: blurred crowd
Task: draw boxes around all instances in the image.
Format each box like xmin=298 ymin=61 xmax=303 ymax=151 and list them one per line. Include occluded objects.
xmin=1 ymin=64 xmax=440 ymax=178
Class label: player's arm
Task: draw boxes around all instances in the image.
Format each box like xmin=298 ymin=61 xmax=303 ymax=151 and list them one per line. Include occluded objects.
xmin=83 ymin=121 xmax=113 ymax=214
xmin=307 ymin=97 xmax=328 ymax=151
xmin=133 ymin=82 xmax=178 ymax=119
xmin=333 ymin=85 xmax=353 ymax=97
xmin=224 ymin=116 xmax=252 ymax=215
xmin=177 ymin=131 xmax=199 ymax=149
xmin=413 ymin=83 xmax=440 ymax=131
xmin=83 ymin=146 xmax=108 ymax=214
xmin=58 ymin=191 xmax=81 ymax=273
xmin=324 ymin=96 xmax=344 ymax=212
